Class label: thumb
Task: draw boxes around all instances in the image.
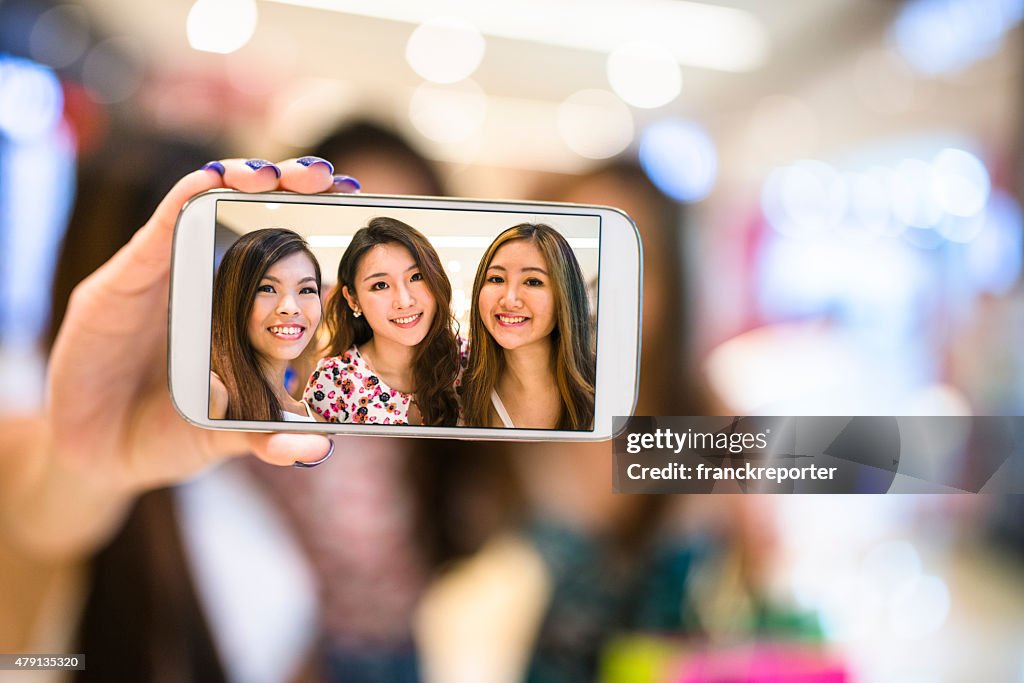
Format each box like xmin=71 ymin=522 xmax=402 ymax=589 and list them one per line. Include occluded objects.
xmin=205 ymin=430 xmax=335 ymax=468
xmin=90 ymin=168 xmax=224 ymax=296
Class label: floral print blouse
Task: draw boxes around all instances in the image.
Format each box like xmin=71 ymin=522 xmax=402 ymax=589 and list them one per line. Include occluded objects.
xmin=303 ymin=340 xmax=468 ymax=424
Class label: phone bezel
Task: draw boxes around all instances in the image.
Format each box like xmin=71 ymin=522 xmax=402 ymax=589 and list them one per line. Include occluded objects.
xmin=168 ymin=189 xmax=641 ymax=441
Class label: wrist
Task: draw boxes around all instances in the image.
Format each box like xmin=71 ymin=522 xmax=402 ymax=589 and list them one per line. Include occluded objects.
xmin=0 ymin=416 xmax=135 ymax=561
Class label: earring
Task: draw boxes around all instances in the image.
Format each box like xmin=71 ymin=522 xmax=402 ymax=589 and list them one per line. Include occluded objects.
xmin=353 ymin=308 xmax=362 ymax=318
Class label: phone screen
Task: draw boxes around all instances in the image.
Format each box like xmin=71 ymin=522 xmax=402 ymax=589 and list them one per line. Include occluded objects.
xmin=210 ymin=199 xmax=601 ymax=431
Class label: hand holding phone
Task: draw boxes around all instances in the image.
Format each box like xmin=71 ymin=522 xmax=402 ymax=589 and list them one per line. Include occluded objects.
xmin=169 ymin=190 xmax=642 ymax=440
xmin=46 ymin=159 xmax=340 ymax=496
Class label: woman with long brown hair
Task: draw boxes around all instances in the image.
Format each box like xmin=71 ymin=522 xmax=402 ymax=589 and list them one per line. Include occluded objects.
xmin=303 ymin=216 xmax=462 ymax=425
xmin=461 ymin=223 xmax=595 ymax=430
xmin=210 ymin=228 xmax=324 ymax=422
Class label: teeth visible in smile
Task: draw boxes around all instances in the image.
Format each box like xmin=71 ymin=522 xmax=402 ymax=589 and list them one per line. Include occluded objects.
xmin=270 ymin=325 xmax=303 ymax=335
xmin=392 ymin=314 xmax=420 ymax=324
xmin=498 ymin=315 xmax=527 ymax=324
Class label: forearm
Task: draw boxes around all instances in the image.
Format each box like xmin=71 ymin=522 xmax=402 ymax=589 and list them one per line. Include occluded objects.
xmin=0 ymin=533 xmax=84 ymax=653
xmin=0 ymin=416 xmax=135 ymax=562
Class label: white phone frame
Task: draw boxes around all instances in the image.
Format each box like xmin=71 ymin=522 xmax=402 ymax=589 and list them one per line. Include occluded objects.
xmin=169 ymin=189 xmax=641 ymax=441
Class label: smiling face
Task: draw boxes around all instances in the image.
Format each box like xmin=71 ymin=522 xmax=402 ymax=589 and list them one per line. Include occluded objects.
xmin=343 ymin=242 xmax=437 ymax=349
xmin=247 ymin=251 xmax=322 ymax=364
xmin=478 ymin=239 xmax=557 ymax=353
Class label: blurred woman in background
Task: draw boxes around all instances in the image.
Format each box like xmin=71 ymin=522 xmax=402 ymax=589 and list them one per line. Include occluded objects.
xmin=252 ymin=121 xmax=506 ymax=683
xmin=416 ymin=161 xmax=779 ymax=683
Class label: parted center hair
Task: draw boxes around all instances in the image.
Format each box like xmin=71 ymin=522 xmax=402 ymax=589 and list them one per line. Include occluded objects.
xmin=462 ymin=223 xmax=596 ymax=430
xmin=325 ymin=216 xmax=461 ymax=426
xmin=211 ymin=228 xmax=322 ymax=421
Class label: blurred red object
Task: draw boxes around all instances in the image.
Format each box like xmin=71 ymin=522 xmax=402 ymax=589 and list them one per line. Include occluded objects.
xmin=61 ymin=80 xmax=109 ymax=157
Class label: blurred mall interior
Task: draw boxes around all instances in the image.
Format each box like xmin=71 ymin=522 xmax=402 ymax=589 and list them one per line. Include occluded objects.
xmin=1 ymin=0 xmax=1023 ymax=681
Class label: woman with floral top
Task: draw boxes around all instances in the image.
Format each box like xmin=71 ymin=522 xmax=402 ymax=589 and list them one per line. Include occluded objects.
xmin=303 ymin=217 xmax=462 ymax=425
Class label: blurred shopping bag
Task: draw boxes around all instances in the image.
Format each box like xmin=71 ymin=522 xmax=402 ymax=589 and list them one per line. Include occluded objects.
xmin=601 ymin=636 xmax=848 ymax=683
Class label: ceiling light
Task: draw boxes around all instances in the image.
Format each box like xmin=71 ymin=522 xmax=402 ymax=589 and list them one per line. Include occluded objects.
xmin=406 ymin=17 xmax=485 ymax=83
xmin=606 ymin=42 xmax=682 ymax=109
xmin=187 ymin=0 xmax=258 ymax=55
xmin=267 ymin=0 xmax=767 ymax=72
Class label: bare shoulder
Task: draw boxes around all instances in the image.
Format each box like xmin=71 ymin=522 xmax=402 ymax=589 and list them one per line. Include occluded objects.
xmin=209 ymin=371 xmax=228 ymax=419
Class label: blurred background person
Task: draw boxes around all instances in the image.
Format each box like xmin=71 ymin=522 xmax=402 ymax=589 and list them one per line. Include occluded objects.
xmin=417 ymin=161 xmax=790 ymax=683
xmin=246 ymin=121 xmax=488 ymax=683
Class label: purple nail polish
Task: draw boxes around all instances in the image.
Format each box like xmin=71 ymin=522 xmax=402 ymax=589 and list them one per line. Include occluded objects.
xmin=332 ymin=175 xmax=361 ymax=191
xmin=245 ymin=159 xmax=282 ymax=178
xmin=297 ymin=156 xmax=335 ymax=175
xmin=201 ymin=161 xmax=225 ymax=176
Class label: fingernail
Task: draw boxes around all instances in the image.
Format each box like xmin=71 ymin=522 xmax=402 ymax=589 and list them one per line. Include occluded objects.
xmin=245 ymin=159 xmax=282 ymax=178
xmin=293 ymin=438 xmax=334 ymax=469
xmin=332 ymin=175 xmax=361 ymax=191
xmin=201 ymin=161 xmax=225 ymax=176
xmin=296 ymin=156 xmax=335 ymax=175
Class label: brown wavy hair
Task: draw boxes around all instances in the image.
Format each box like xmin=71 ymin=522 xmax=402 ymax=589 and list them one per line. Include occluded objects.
xmin=462 ymin=223 xmax=595 ymax=429
xmin=211 ymin=228 xmax=321 ymax=421
xmin=324 ymin=217 xmax=460 ymax=426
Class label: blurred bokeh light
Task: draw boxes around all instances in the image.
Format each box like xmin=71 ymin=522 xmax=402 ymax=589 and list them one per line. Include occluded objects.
xmin=187 ymin=0 xmax=258 ymax=54
xmin=639 ymin=119 xmax=717 ymax=203
xmin=405 ymin=17 xmax=486 ymax=85
xmin=606 ymin=42 xmax=682 ymax=109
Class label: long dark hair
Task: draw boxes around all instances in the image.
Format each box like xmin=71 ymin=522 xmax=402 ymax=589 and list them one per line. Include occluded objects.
xmin=325 ymin=217 xmax=460 ymax=426
xmin=462 ymin=223 xmax=596 ymax=430
xmin=541 ymin=161 xmax=710 ymax=416
xmin=211 ymin=228 xmax=321 ymax=421
xmin=312 ymin=120 xmax=446 ymax=196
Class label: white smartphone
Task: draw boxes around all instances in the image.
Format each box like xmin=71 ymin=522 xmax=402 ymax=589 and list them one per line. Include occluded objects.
xmin=169 ymin=190 xmax=641 ymax=441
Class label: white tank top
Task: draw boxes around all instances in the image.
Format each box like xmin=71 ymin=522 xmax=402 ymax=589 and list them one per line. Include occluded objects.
xmin=490 ymin=390 xmax=515 ymax=428
xmin=282 ymin=402 xmax=317 ymax=422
